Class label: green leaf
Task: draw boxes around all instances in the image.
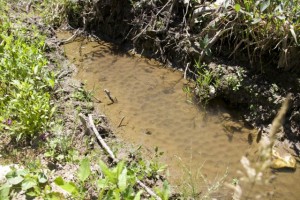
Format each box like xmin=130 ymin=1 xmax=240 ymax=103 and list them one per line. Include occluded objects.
xmin=56 ymin=154 xmax=64 ymax=160
xmin=54 ymin=177 xmax=79 ymax=195
xmin=113 ymin=190 xmax=121 ymax=200
xmin=47 ymin=192 xmax=64 ymax=200
xmin=162 ymin=181 xmax=170 ymax=200
xmin=26 ymin=191 xmax=37 ymax=197
xmin=77 ymin=158 xmax=91 ymax=182
xmin=260 ymin=0 xmax=270 ymax=12
xmin=116 ymin=162 xmax=125 ymax=177
xmin=99 ymin=160 xmax=114 ymax=182
xmin=54 ymin=177 xmax=64 ymax=185
xmin=234 ymin=4 xmax=241 ymax=12
xmin=133 ymin=190 xmax=143 ymax=200
xmin=38 ymin=173 xmax=48 ymax=184
xmin=22 ymin=178 xmax=37 ymax=191
xmin=97 ymin=179 xmax=107 ymax=189
xmin=7 ymin=176 xmax=24 ymax=185
xmin=44 ymin=151 xmax=53 ymax=157
xmin=118 ymin=167 xmax=127 ymax=192
xmin=48 ymin=78 xmax=55 ymax=88
xmin=33 ymin=65 xmax=39 ymax=74
xmin=0 ymin=187 xmax=10 ymax=200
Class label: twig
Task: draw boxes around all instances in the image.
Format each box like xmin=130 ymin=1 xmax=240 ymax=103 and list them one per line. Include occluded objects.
xmin=184 ymin=62 xmax=190 ymax=79
xmin=87 ymin=114 xmax=162 ymax=200
xmin=136 ymin=180 xmax=161 ymax=200
xmin=117 ymin=116 xmax=125 ymax=127
xmin=104 ymin=89 xmax=115 ymax=104
xmin=59 ymin=29 xmax=83 ymax=45
xmin=88 ymin=114 xmax=119 ymax=163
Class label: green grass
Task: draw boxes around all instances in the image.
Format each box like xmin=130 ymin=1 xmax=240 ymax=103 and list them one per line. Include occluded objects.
xmin=196 ymin=0 xmax=300 ymax=69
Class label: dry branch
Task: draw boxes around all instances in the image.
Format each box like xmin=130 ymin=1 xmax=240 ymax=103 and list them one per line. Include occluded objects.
xmin=59 ymin=29 xmax=83 ymax=45
xmin=88 ymin=114 xmax=119 ymax=163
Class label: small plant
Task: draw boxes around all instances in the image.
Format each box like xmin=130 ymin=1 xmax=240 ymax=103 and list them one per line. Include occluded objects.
xmin=0 ymin=164 xmax=63 ymax=199
xmin=128 ymin=146 xmax=168 ymax=181
xmin=97 ymin=160 xmax=143 ymax=199
xmin=182 ymin=85 xmax=192 ymax=103
xmin=44 ymin=135 xmax=78 ymax=163
xmin=225 ymin=74 xmax=242 ymax=92
xmin=54 ymin=158 xmax=92 ymax=199
xmin=178 ymin=157 xmax=228 ymax=200
xmin=72 ymin=87 xmax=93 ymax=102
xmin=194 ymin=61 xmax=219 ymax=104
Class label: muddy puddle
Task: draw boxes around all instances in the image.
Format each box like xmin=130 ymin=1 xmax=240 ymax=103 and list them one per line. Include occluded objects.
xmin=58 ymin=32 xmax=300 ymax=199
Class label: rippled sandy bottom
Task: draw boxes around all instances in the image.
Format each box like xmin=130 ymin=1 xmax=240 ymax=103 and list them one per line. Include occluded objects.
xmin=58 ymin=32 xmax=300 ymax=199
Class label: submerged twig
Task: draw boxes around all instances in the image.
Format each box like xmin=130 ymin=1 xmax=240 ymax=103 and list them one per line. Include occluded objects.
xmin=117 ymin=116 xmax=125 ymax=127
xmin=59 ymin=29 xmax=83 ymax=45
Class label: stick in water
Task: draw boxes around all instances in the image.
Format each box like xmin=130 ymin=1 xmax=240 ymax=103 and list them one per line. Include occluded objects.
xmin=104 ymin=89 xmax=115 ymax=104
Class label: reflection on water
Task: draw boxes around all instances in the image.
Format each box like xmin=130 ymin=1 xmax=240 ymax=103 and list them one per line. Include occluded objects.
xmin=58 ymin=32 xmax=300 ymax=200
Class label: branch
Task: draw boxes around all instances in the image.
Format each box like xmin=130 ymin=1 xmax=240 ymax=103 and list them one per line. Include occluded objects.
xmin=88 ymin=114 xmax=119 ymax=163
xmin=59 ymin=29 xmax=83 ymax=45
xmin=104 ymin=89 xmax=116 ymax=104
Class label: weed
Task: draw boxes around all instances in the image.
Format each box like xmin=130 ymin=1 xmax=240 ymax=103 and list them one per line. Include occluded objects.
xmin=55 ymin=158 xmax=92 ymax=199
xmin=0 ymin=163 xmax=63 ymax=199
xmin=194 ymin=61 xmax=219 ymax=105
xmin=44 ymin=135 xmax=78 ymax=163
xmin=178 ymin=156 xmax=228 ymax=200
xmin=55 ymin=156 xmax=170 ymax=200
xmin=72 ymin=87 xmax=93 ymax=102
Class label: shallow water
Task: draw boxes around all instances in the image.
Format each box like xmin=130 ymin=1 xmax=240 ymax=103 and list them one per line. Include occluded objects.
xmin=58 ymin=32 xmax=300 ymax=199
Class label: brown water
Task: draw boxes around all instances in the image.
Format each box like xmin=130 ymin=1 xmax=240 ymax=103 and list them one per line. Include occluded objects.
xmin=58 ymin=32 xmax=300 ymax=199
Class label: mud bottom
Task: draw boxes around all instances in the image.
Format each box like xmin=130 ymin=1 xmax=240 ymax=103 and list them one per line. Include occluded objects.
xmin=57 ymin=31 xmax=300 ymax=200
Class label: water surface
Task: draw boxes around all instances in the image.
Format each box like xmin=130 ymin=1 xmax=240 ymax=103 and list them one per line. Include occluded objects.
xmin=58 ymin=32 xmax=300 ymax=199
